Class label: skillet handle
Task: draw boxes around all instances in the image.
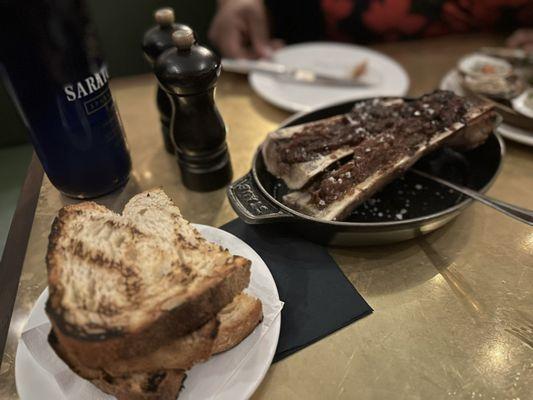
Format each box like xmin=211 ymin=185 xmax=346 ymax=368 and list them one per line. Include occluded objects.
xmin=227 ymin=172 xmax=293 ymax=224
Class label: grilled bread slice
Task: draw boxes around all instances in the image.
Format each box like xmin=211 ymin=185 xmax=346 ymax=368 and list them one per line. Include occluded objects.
xmin=71 ymin=318 xmax=219 ymax=376
xmin=213 ymin=292 xmax=263 ymax=354
xmin=93 ymin=293 xmax=262 ymax=375
xmin=49 ymin=293 xmax=262 ymax=399
xmin=50 ymin=330 xmax=185 ymax=400
xmin=46 ymin=189 xmax=251 ymax=368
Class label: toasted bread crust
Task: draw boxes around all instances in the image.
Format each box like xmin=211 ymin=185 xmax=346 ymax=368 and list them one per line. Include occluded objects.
xmin=48 ymin=294 xmax=262 ymax=398
xmin=213 ymin=293 xmax=263 ymax=354
xmin=48 ymin=257 xmax=250 ymax=367
xmin=54 ymin=318 xmax=219 ymax=375
xmin=50 ymin=330 xmax=186 ymax=400
xmin=92 ymin=370 xmax=186 ymax=400
xmin=93 ymin=370 xmax=186 ymax=400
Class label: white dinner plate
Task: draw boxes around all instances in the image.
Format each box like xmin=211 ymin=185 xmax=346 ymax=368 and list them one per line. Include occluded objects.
xmin=249 ymin=42 xmax=410 ymax=112
xmin=15 ymin=224 xmax=282 ymax=400
xmin=440 ymin=69 xmax=533 ymax=147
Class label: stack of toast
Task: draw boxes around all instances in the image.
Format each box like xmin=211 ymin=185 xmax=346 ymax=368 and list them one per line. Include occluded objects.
xmin=45 ymin=189 xmax=263 ymax=399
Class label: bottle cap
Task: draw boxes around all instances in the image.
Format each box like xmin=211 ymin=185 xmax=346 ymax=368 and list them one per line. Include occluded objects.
xmin=154 ymin=8 xmax=175 ymax=27
xmin=172 ymin=28 xmax=194 ymax=51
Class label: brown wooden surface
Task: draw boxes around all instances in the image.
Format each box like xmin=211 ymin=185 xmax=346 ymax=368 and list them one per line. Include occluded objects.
xmin=1 ymin=33 xmax=532 ymax=400
xmin=0 ymin=154 xmax=42 ymax=360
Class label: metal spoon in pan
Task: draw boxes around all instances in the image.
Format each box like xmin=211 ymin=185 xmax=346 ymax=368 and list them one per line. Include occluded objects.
xmin=412 ymin=169 xmax=533 ymax=226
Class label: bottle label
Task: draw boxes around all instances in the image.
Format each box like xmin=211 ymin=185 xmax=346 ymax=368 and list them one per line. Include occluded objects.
xmin=84 ymin=85 xmax=112 ymax=115
xmin=63 ymin=64 xmax=110 ymax=102
xmin=55 ymin=63 xmax=124 ymax=149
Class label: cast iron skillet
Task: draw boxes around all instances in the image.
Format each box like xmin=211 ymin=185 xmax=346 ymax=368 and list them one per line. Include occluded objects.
xmin=227 ymin=98 xmax=505 ymax=246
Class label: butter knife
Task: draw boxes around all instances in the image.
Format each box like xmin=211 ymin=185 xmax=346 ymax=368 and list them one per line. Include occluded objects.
xmin=221 ymin=58 xmax=372 ymax=87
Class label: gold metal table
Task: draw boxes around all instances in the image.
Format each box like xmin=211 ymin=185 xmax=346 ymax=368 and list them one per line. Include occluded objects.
xmin=1 ymin=33 xmax=532 ymax=400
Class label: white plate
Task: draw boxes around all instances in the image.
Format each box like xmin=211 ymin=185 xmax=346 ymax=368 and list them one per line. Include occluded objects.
xmin=249 ymin=42 xmax=410 ymax=112
xmin=15 ymin=224 xmax=281 ymax=400
xmin=440 ymin=69 xmax=533 ymax=147
xmin=512 ymin=88 xmax=533 ymax=119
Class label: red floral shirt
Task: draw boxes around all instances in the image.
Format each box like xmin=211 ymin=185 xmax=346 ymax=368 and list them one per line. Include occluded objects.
xmin=320 ymin=0 xmax=533 ymax=42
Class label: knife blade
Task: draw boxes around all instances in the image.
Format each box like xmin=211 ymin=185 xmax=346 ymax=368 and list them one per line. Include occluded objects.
xmin=221 ymin=58 xmax=372 ymax=87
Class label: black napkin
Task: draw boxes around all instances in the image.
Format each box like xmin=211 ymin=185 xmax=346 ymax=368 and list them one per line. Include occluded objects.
xmin=221 ymin=219 xmax=373 ymax=362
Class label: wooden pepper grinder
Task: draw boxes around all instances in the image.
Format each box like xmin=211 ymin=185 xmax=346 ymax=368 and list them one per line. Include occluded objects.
xmin=155 ymin=29 xmax=233 ymax=191
xmin=142 ymin=8 xmax=192 ymax=153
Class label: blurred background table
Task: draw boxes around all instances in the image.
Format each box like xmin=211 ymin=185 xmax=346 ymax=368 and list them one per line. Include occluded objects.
xmin=1 ymin=34 xmax=532 ymax=400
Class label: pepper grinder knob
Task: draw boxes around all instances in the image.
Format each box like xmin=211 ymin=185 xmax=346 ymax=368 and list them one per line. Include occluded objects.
xmin=172 ymin=28 xmax=194 ymax=51
xmin=154 ymin=8 xmax=175 ymax=27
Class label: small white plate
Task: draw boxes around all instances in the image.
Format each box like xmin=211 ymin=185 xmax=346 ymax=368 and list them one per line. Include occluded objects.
xmin=15 ymin=224 xmax=281 ymax=400
xmin=440 ymin=69 xmax=533 ymax=147
xmin=250 ymin=42 xmax=409 ymax=112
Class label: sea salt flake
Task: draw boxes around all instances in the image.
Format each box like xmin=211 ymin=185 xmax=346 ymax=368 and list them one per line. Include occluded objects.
xmin=415 ymin=184 xmax=423 ymax=190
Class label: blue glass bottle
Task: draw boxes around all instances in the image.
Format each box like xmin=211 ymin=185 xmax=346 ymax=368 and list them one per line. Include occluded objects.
xmin=0 ymin=0 xmax=131 ymax=198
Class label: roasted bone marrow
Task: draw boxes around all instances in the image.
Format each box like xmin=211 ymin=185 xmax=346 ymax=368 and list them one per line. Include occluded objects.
xmin=263 ymin=91 xmax=497 ymax=221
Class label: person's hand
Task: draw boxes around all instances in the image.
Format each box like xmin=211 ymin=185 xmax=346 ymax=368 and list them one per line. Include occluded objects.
xmin=208 ymin=0 xmax=284 ymax=59
xmin=506 ymin=29 xmax=533 ymax=52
